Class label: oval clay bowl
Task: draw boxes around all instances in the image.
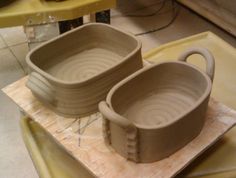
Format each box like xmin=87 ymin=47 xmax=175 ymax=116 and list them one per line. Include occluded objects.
xmin=26 ymin=23 xmax=143 ymax=117
xmin=99 ymin=47 xmax=215 ymax=163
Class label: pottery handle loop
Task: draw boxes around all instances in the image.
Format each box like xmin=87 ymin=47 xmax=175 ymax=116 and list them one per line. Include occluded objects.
xmin=26 ymin=72 xmax=55 ymax=104
xmin=99 ymin=101 xmax=135 ymax=130
xmin=178 ymin=47 xmax=215 ymax=81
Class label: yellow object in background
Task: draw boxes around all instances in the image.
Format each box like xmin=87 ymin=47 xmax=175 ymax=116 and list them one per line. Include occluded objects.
xmin=0 ymin=0 xmax=116 ymax=27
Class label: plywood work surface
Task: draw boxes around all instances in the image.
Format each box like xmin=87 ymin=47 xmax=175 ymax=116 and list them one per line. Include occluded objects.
xmin=2 ymin=76 xmax=236 ymax=178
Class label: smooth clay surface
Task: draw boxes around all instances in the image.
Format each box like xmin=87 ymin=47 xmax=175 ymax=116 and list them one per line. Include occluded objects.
xmin=99 ymin=47 xmax=215 ymax=163
xmin=26 ymin=23 xmax=143 ymax=117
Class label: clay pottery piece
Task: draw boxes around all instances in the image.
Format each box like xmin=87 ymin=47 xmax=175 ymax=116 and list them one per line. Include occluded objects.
xmin=26 ymin=23 xmax=143 ymax=117
xmin=99 ymin=47 xmax=215 ymax=163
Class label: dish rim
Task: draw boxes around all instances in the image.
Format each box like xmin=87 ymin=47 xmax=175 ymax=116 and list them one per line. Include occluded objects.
xmin=26 ymin=23 xmax=142 ymax=87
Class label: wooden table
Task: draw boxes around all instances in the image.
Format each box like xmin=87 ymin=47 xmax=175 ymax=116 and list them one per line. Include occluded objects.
xmin=2 ymin=76 xmax=236 ymax=178
xmin=177 ymin=0 xmax=236 ymax=37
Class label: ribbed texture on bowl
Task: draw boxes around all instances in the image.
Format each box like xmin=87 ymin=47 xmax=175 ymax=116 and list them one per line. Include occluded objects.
xmin=47 ymin=48 xmax=123 ymax=82
xmin=124 ymin=82 xmax=200 ymax=127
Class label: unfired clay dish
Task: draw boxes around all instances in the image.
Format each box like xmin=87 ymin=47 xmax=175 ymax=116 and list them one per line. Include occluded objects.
xmin=26 ymin=23 xmax=143 ymax=117
xmin=99 ymin=47 xmax=215 ymax=163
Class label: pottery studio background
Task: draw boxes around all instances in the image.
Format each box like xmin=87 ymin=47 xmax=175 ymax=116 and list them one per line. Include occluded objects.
xmin=0 ymin=0 xmax=236 ymax=178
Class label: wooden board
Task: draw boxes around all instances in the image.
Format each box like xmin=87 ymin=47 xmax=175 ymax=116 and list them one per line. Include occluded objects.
xmin=2 ymin=77 xmax=236 ymax=178
xmin=177 ymin=0 xmax=236 ymax=37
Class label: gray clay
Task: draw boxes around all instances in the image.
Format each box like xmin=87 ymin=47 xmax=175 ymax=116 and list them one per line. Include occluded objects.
xmin=99 ymin=47 xmax=215 ymax=163
xmin=26 ymin=23 xmax=143 ymax=117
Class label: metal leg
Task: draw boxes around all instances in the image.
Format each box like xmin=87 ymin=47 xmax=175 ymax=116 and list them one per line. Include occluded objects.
xmin=25 ymin=23 xmax=60 ymax=50
xmin=95 ymin=10 xmax=110 ymax=24
xmin=19 ymin=108 xmax=26 ymax=118
xmin=59 ymin=17 xmax=83 ymax=34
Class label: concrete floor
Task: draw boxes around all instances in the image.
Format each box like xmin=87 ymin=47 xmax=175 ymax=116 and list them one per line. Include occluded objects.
xmin=0 ymin=1 xmax=235 ymax=178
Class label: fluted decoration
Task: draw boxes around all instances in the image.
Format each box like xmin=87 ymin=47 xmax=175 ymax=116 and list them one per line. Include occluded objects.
xmin=102 ymin=118 xmax=111 ymax=145
xmin=126 ymin=127 xmax=139 ymax=162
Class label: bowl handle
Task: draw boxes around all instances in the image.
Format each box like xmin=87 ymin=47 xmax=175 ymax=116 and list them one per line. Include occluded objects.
xmin=178 ymin=47 xmax=215 ymax=81
xmin=99 ymin=101 xmax=135 ymax=130
xmin=26 ymin=72 xmax=55 ymax=104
